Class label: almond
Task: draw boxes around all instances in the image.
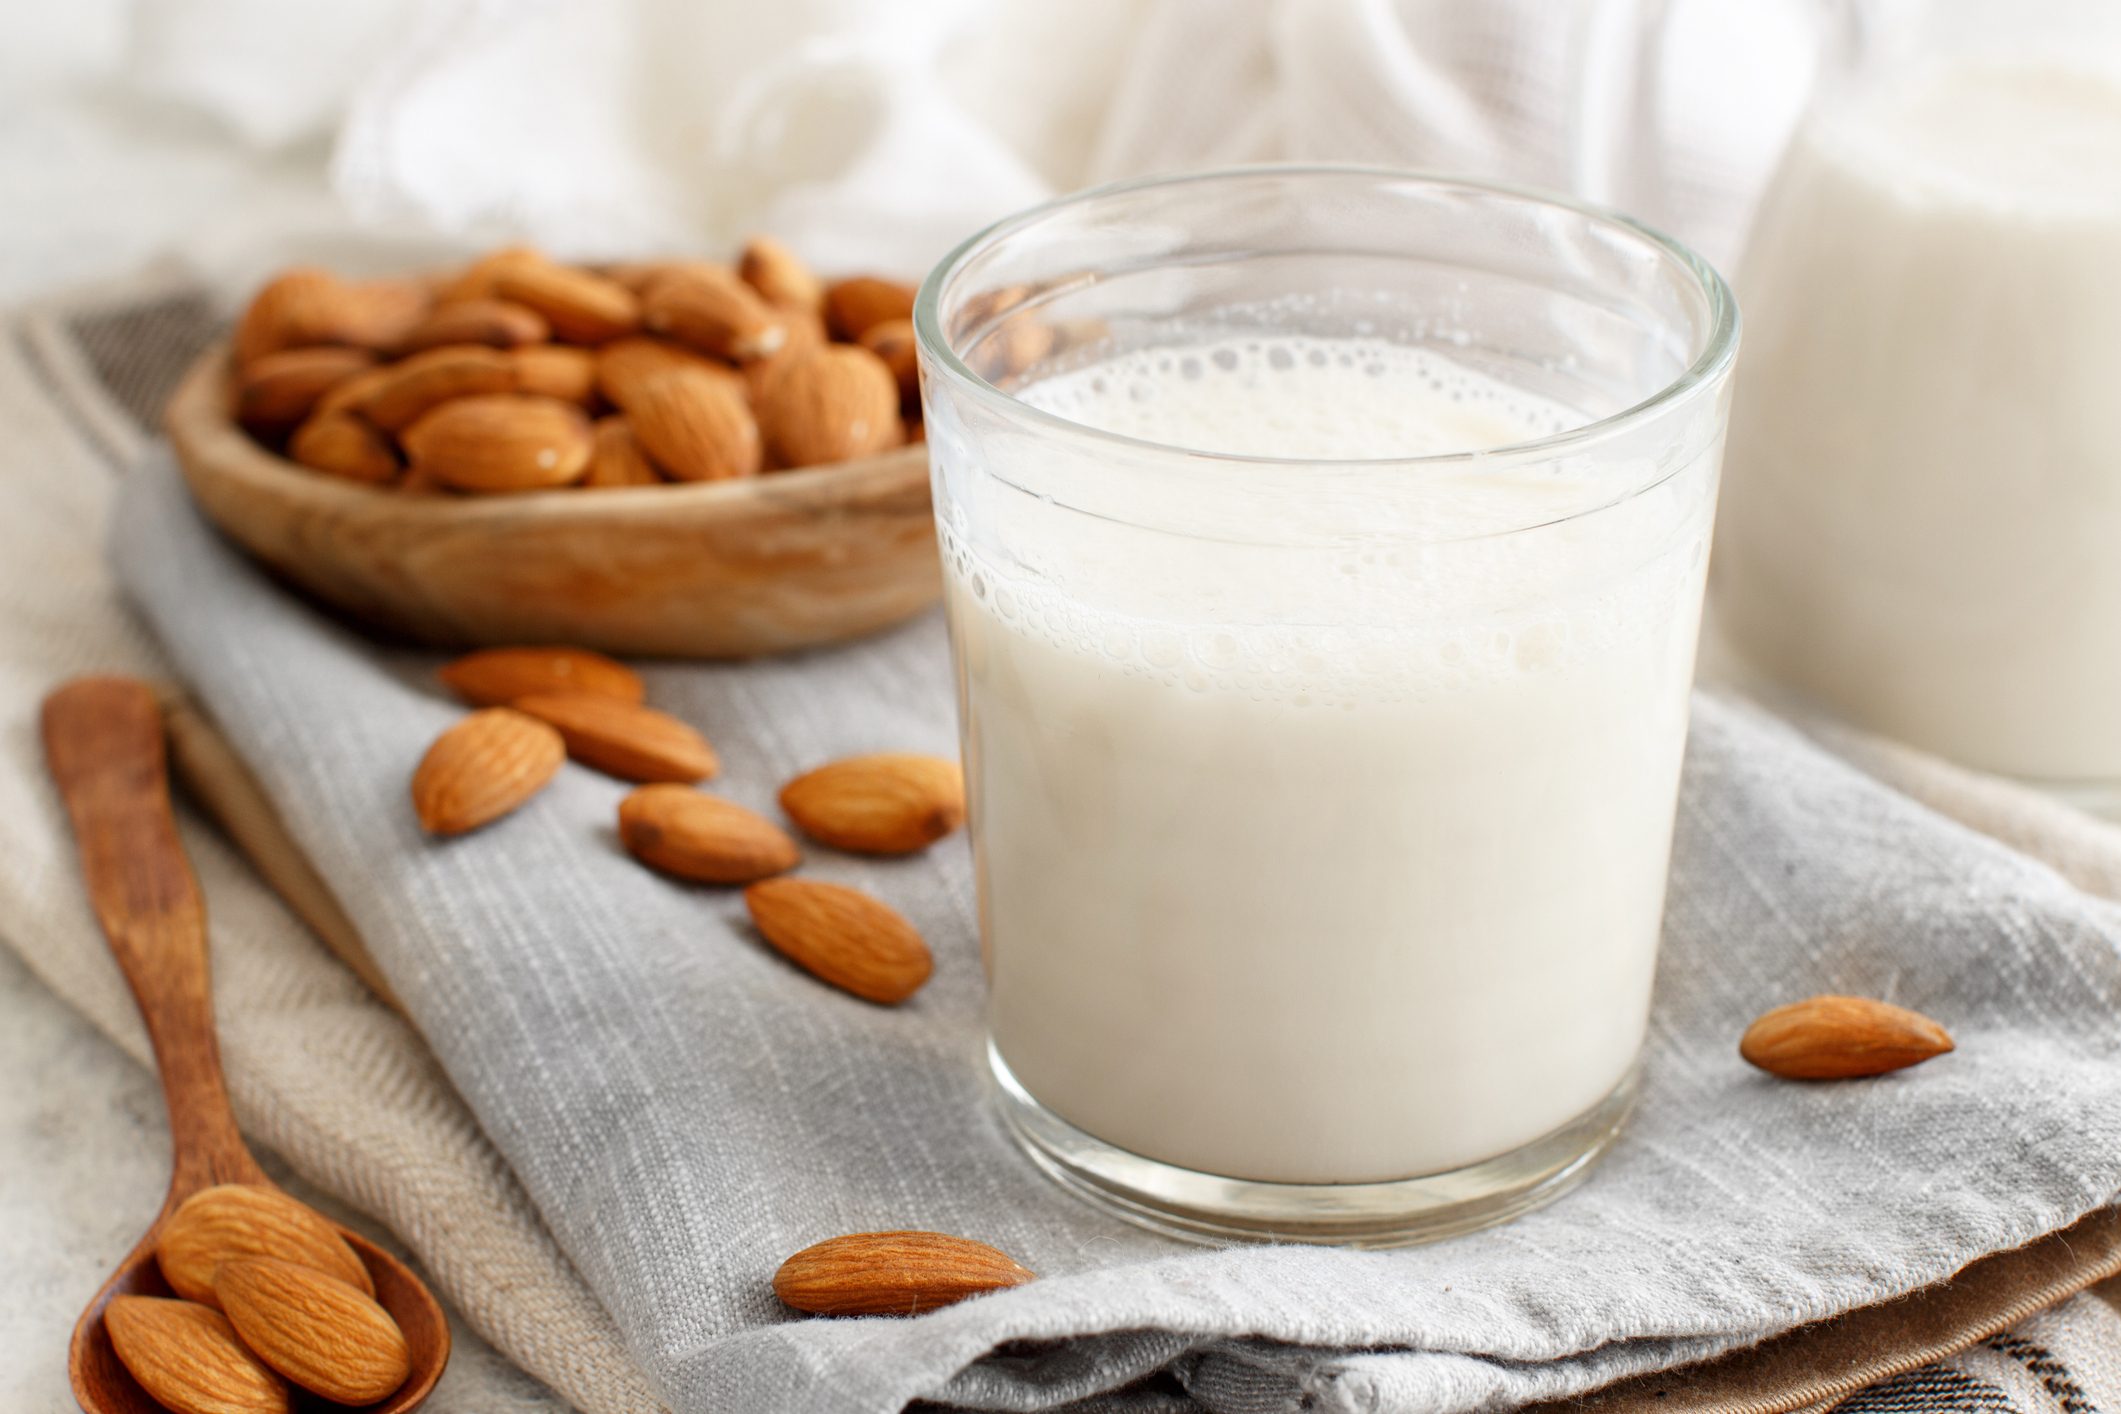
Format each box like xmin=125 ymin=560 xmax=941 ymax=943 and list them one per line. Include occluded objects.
xmin=823 ymin=276 xmax=917 ymax=342
xmin=975 ymin=315 xmax=1057 ymax=386
xmin=412 ymin=707 xmax=566 ymax=835
xmin=432 ymin=246 xmax=548 ymax=305
xmin=742 ymin=310 xmax=826 ymax=408
xmin=216 ymin=1258 xmax=410 ymax=1406
xmin=512 ymin=344 xmax=600 ymax=405
xmin=289 ymin=411 xmax=400 ymax=485
xmin=757 ymin=345 xmax=903 ymax=469
xmin=395 ymin=297 xmax=550 ymax=353
xmin=596 ymin=336 xmax=743 ymax=410
xmin=233 ymin=347 xmax=378 ymax=435
xmin=106 ymin=1296 xmax=290 ymax=1414
xmin=739 ymin=235 xmax=824 ymax=313
xmin=1740 ymin=995 xmax=1954 ymax=1080
xmin=342 ymin=275 xmax=434 ymax=352
xmin=858 ymin=317 xmax=920 ymax=403
xmin=233 ymin=267 xmax=360 ymax=365
xmin=402 ymin=394 xmax=594 ymax=492
xmin=642 ymin=267 xmax=787 ymax=362
xmin=312 ymin=363 xmax=397 ymax=418
xmin=779 ymin=753 xmax=965 ymax=855
xmin=772 ymin=1232 xmax=1033 ymax=1317
xmin=585 ymin=415 xmax=663 ymax=487
xmin=439 ymin=646 xmax=645 ymax=708
xmin=744 ymin=878 xmax=932 ymax=1003
xmin=514 ymin=691 xmax=719 ymax=782
xmin=619 ymin=783 xmax=799 ymax=884
xmin=491 ymin=260 xmax=641 ymax=344
xmin=625 ymin=368 xmax=762 ymax=482
xmin=156 ymin=1184 xmax=373 ymax=1309
xmin=355 ymin=344 xmax=518 ymax=432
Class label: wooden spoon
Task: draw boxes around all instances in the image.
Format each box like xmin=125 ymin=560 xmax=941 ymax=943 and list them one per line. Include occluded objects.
xmin=43 ymin=676 xmax=448 ymax=1414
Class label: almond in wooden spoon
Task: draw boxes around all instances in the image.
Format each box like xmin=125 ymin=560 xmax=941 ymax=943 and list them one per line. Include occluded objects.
xmin=514 ymin=691 xmax=718 ymax=782
xmin=1740 ymin=995 xmax=1954 ymax=1079
xmin=216 ymin=1258 xmax=411 ymax=1406
xmin=744 ymin=878 xmax=932 ymax=1004
xmin=779 ymin=753 xmax=966 ymax=855
xmin=439 ymin=646 xmax=644 ymax=709
xmin=412 ymin=708 xmax=566 ymax=836
xmin=756 ymin=345 xmax=903 ymax=469
xmin=402 ymin=394 xmax=594 ymax=493
xmin=773 ymin=1231 xmax=1033 ymax=1316
xmin=619 ymin=783 xmax=798 ymax=884
xmin=157 ymin=1183 xmax=373 ymax=1309
xmin=105 ymin=1296 xmax=290 ymax=1414
xmin=625 ymin=367 xmax=762 ymax=482
xmin=823 ymin=276 xmax=917 ymax=342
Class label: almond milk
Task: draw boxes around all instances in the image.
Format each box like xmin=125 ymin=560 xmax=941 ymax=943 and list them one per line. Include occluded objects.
xmin=941 ymin=337 xmax=1719 ymax=1185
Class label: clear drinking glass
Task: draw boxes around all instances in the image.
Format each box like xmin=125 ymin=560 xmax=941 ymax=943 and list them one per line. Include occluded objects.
xmin=914 ymin=168 xmax=1738 ymax=1245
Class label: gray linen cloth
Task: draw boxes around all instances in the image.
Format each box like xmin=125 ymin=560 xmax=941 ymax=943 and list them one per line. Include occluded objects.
xmin=113 ymin=451 xmax=2121 ymax=1414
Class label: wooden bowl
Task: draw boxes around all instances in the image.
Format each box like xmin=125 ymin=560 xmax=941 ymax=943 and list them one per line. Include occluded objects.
xmin=165 ymin=344 xmax=941 ymax=658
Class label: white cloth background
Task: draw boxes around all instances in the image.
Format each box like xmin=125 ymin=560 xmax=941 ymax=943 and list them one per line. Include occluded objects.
xmin=4 ymin=0 xmax=1822 ymax=297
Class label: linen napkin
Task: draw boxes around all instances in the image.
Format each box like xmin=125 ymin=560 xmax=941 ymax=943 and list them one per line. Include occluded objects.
xmin=103 ymin=442 xmax=2121 ymax=1413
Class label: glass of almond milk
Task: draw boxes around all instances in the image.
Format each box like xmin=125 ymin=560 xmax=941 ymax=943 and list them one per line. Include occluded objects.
xmin=914 ymin=169 xmax=1738 ymax=1244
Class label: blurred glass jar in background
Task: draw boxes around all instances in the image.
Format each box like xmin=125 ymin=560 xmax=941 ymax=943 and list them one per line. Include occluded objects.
xmin=1712 ymin=0 xmax=2121 ymax=812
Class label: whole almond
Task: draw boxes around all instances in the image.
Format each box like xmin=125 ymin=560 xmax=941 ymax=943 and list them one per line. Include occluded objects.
xmin=513 ymin=344 xmax=600 ymax=405
xmin=341 ymin=276 xmax=434 ymax=352
xmin=758 ymin=345 xmax=903 ymax=469
xmin=858 ymin=317 xmax=919 ymax=403
xmin=773 ymin=1232 xmax=1033 ymax=1316
xmin=596 ymin=336 xmax=743 ymax=411
xmin=233 ymin=267 xmax=359 ymax=365
xmin=744 ymin=878 xmax=933 ymax=1004
xmin=395 ymin=297 xmax=550 ymax=353
xmin=234 ymin=347 xmax=377 ymax=434
xmin=779 ymin=753 xmax=965 ymax=855
xmin=312 ymin=363 xmax=396 ymax=418
xmin=514 ymin=691 xmax=719 ymax=782
xmin=742 ymin=310 xmax=827 ymax=408
xmin=402 ymin=394 xmax=594 ymax=492
xmin=354 ymin=344 xmax=518 ymax=432
xmin=432 ymin=246 xmax=548 ymax=304
xmin=823 ymin=276 xmax=917 ymax=342
xmin=1740 ymin=995 xmax=1954 ymax=1080
xmin=216 ymin=1258 xmax=411 ymax=1406
xmin=156 ymin=1184 xmax=372 ymax=1310
xmin=288 ymin=411 xmax=400 ymax=485
xmin=619 ymin=783 xmax=799 ymax=884
xmin=412 ymin=707 xmax=566 ymax=835
xmin=106 ymin=1296 xmax=290 ymax=1414
xmin=492 ymin=260 xmax=641 ymax=344
xmin=739 ymin=235 xmax=824 ymax=313
xmin=626 ymin=367 xmax=761 ymax=481
xmin=642 ymin=267 xmax=787 ymax=362
xmin=585 ymin=415 xmax=663 ymax=487
xmin=439 ymin=646 xmax=645 ymax=708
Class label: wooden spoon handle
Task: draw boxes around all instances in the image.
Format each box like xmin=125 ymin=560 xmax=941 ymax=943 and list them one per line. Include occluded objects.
xmin=43 ymin=676 xmax=263 ymax=1196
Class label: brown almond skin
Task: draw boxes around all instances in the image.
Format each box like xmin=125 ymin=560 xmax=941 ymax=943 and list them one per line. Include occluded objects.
xmin=234 ymin=346 xmax=378 ymax=434
xmin=1740 ymin=995 xmax=1955 ymax=1080
xmin=234 ymin=267 xmax=360 ymax=365
xmin=619 ymin=783 xmax=799 ymax=884
xmin=597 ymin=335 xmax=743 ymax=411
xmin=402 ymin=394 xmax=595 ymax=493
xmin=514 ymin=691 xmax=719 ymax=782
xmin=627 ymin=367 xmax=762 ymax=481
xmin=432 ymin=246 xmax=548 ymax=304
xmin=859 ymin=318 xmax=920 ymax=404
xmin=743 ymin=311 xmax=827 ymax=409
xmin=355 ymin=344 xmax=519 ymax=432
xmin=823 ymin=276 xmax=918 ymax=342
xmin=289 ymin=411 xmax=400 ymax=485
xmin=395 ymin=296 xmax=550 ymax=353
xmin=156 ymin=1184 xmax=373 ymax=1310
xmin=412 ymin=708 xmax=566 ymax=835
xmin=439 ymin=646 xmax=645 ymax=708
xmin=216 ymin=1258 xmax=411 ymax=1406
xmin=642 ymin=267 xmax=787 ymax=362
xmin=513 ymin=343 xmax=600 ymax=405
xmin=106 ymin=1296 xmax=291 ymax=1414
xmin=739 ymin=235 xmax=824 ymax=313
xmin=745 ymin=878 xmax=933 ymax=1004
xmin=491 ymin=260 xmax=642 ymax=344
xmin=779 ymin=753 xmax=966 ymax=855
xmin=585 ymin=415 xmax=664 ymax=487
xmin=758 ymin=345 xmax=903 ymax=469
xmin=773 ymin=1232 xmax=1033 ymax=1317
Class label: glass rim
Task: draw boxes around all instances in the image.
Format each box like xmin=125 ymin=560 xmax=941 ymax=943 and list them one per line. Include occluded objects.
xmin=912 ymin=163 xmax=1740 ymax=474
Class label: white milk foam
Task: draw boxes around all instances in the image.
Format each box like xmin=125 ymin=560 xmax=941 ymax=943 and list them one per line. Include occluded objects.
xmin=947 ymin=335 xmax=1715 ymax=1183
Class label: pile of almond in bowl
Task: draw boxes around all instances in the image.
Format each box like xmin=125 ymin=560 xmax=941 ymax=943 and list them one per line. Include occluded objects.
xmin=229 ymin=239 xmax=921 ymax=493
